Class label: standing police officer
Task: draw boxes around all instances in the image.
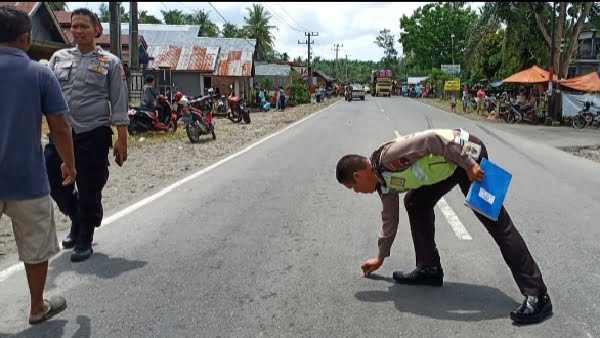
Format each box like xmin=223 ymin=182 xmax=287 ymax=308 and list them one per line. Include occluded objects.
xmin=45 ymin=8 xmax=129 ymax=262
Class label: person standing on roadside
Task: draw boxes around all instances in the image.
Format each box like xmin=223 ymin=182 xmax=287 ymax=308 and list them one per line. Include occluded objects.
xmin=0 ymin=5 xmax=76 ymax=324
xmin=45 ymin=8 xmax=129 ymax=263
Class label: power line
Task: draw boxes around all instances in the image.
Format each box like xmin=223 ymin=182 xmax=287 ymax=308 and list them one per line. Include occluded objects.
xmin=262 ymin=2 xmax=303 ymax=33
xmin=206 ymin=2 xmax=256 ymax=50
xmin=276 ymin=3 xmax=309 ymax=32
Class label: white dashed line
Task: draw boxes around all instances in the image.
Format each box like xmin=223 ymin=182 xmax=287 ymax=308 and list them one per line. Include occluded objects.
xmin=437 ymin=198 xmax=472 ymax=240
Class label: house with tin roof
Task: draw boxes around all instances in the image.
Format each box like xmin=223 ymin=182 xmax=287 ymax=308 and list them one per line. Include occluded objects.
xmin=101 ymin=23 xmax=257 ymax=99
xmin=0 ymin=2 xmax=70 ymax=60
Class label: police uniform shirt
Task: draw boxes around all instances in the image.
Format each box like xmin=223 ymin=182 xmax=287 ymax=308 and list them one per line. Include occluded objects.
xmin=48 ymin=46 xmax=129 ymax=134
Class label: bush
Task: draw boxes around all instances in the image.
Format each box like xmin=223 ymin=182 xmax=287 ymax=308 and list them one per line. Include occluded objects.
xmin=258 ymin=77 xmax=274 ymax=91
xmin=287 ymin=83 xmax=310 ymax=104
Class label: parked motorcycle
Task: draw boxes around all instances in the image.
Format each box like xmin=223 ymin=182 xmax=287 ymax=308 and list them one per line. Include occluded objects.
xmin=508 ymin=102 xmax=540 ymax=125
xmin=128 ymin=96 xmax=177 ymax=135
xmin=227 ymin=94 xmax=251 ymax=124
xmin=180 ymin=96 xmax=216 ymax=143
xmin=572 ymin=101 xmax=600 ymax=129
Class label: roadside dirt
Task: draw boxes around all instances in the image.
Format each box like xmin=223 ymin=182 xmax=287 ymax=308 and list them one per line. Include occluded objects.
xmin=0 ymin=98 xmax=341 ymax=261
xmin=559 ymin=145 xmax=600 ymax=163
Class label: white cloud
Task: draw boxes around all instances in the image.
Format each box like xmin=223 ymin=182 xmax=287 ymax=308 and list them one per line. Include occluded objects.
xmin=66 ymin=2 xmax=484 ymax=61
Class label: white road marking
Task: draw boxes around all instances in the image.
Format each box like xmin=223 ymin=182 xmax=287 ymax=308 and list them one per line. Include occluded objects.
xmin=394 ymin=130 xmax=402 ymax=138
xmin=437 ymin=198 xmax=472 ymax=240
xmin=0 ymin=100 xmax=342 ymax=284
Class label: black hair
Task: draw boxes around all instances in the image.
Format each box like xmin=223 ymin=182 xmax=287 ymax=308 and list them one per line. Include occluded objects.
xmin=336 ymin=155 xmax=369 ymax=184
xmin=145 ymin=75 xmax=155 ymax=84
xmin=0 ymin=5 xmax=32 ymax=43
xmin=71 ymin=8 xmax=99 ymax=26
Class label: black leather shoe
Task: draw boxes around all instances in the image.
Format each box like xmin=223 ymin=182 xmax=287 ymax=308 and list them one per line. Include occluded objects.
xmin=392 ymin=266 xmax=444 ymax=287
xmin=510 ymin=293 xmax=553 ymax=324
xmin=71 ymin=247 xmax=93 ymax=262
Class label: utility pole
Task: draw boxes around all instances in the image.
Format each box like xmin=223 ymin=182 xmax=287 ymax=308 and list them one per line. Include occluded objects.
xmin=345 ymin=54 xmax=350 ymax=82
xmin=109 ymin=2 xmax=122 ymax=60
xmin=129 ymin=1 xmax=139 ymax=69
xmin=298 ymin=32 xmax=318 ymax=85
xmin=547 ymin=1 xmax=556 ymax=125
xmin=332 ymin=43 xmax=343 ymax=79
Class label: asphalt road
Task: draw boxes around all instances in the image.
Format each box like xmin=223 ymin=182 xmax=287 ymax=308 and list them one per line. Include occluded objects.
xmin=1 ymin=96 xmax=600 ymax=337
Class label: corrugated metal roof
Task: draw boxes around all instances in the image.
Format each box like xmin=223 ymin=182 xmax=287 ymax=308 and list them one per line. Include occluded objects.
xmin=214 ymin=50 xmax=253 ymax=77
xmin=100 ymin=23 xmax=256 ymax=52
xmin=100 ymin=23 xmax=256 ymax=76
xmin=0 ymin=2 xmax=39 ymax=15
xmin=255 ymin=64 xmax=291 ymax=76
xmin=146 ymin=45 xmax=219 ymax=72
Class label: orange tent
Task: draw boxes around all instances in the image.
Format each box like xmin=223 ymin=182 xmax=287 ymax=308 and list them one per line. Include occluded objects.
xmin=502 ymin=66 xmax=558 ymax=84
xmin=560 ymin=71 xmax=600 ymax=92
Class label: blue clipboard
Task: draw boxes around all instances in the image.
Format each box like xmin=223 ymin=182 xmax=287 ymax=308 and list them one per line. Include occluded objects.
xmin=464 ymin=158 xmax=512 ymax=221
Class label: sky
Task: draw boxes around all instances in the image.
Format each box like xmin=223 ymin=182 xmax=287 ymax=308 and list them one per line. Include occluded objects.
xmin=65 ymin=2 xmax=484 ymax=62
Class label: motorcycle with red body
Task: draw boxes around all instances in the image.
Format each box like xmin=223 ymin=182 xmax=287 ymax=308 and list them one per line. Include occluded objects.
xmin=128 ymin=96 xmax=178 ymax=135
xmin=180 ymin=95 xmax=216 ymax=142
xmin=227 ymin=94 xmax=251 ymax=124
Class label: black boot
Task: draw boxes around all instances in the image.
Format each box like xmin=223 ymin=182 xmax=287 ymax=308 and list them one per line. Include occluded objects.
xmin=71 ymin=225 xmax=94 ymax=262
xmin=510 ymin=293 xmax=553 ymax=324
xmin=61 ymin=212 xmax=80 ymax=249
xmin=392 ymin=266 xmax=444 ymax=287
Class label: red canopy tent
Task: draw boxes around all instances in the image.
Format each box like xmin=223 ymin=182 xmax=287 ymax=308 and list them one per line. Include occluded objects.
xmin=502 ymin=66 xmax=558 ymax=83
xmin=560 ymin=71 xmax=600 ymax=92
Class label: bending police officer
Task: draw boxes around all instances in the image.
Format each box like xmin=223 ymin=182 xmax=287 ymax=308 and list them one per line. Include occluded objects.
xmin=44 ymin=8 xmax=129 ymax=262
xmin=335 ymin=128 xmax=552 ymax=325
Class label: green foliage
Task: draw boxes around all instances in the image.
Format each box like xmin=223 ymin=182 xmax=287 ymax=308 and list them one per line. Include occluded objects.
xmin=287 ymin=83 xmax=310 ymax=104
xmin=429 ymin=68 xmax=455 ymax=97
xmin=374 ymin=28 xmax=398 ymax=70
xmin=399 ymin=3 xmax=479 ymax=71
xmin=243 ymin=3 xmax=277 ymax=61
xmin=257 ymin=77 xmax=274 ymax=91
xmin=139 ymin=10 xmax=162 ymax=24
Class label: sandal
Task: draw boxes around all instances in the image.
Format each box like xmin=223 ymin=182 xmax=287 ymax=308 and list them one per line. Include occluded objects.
xmin=29 ymin=296 xmax=67 ymax=325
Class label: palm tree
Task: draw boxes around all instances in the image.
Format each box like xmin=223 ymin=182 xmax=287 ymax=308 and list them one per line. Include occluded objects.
xmin=161 ymin=9 xmax=185 ymax=25
xmin=139 ymin=10 xmax=162 ymax=24
xmin=48 ymin=2 xmax=68 ymax=11
xmin=281 ymin=52 xmax=290 ymax=61
xmin=222 ymin=23 xmax=243 ymax=38
xmin=187 ymin=9 xmax=220 ymax=37
xmin=242 ymin=4 xmax=277 ymax=60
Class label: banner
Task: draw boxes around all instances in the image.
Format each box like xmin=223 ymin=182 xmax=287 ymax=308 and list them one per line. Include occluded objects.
xmin=444 ymin=80 xmax=461 ymax=91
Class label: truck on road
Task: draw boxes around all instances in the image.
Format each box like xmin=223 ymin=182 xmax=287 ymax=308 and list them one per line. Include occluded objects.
xmin=371 ymin=69 xmax=393 ymax=97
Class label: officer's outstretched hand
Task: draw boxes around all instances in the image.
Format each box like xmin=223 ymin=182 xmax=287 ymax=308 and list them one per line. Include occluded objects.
xmin=467 ymin=162 xmax=484 ymax=182
xmin=361 ymin=256 xmax=384 ymax=276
